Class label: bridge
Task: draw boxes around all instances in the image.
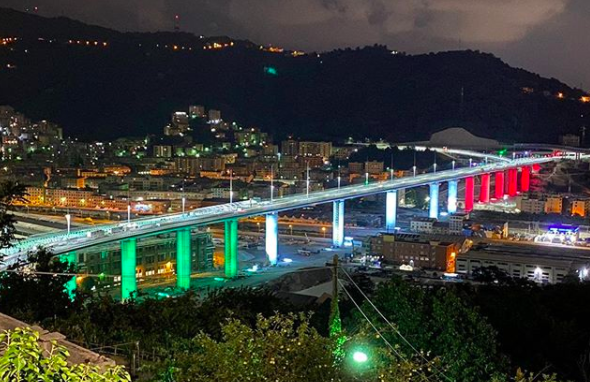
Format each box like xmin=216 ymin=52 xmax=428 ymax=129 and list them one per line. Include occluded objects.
xmin=2 ymin=155 xmax=559 ymax=300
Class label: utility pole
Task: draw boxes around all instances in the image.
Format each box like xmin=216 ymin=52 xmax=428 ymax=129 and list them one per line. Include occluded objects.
xmin=327 ymin=254 xmax=344 ymax=360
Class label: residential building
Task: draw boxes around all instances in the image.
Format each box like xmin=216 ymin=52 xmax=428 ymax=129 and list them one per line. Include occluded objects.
xmin=153 ymin=145 xmax=172 ymax=158
xmin=559 ymin=134 xmax=580 ymax=147
xmin=189 ymin=105 xmax=206 ymax=118
xmin=298 ymin=141 xmax=332 ymax=159
xmin=515 ymin=196 xmax=546 ymax=214
xmin=545 ymin=196 xmax=563 ymax=214
xmin=377 ymin=233 xmax=459 ymax=272
xmin=281 ymin=139 xmax=299 ymax=156
xmin=208 ymin=109 xmax=222 ymax=123
xmin=410 ymin=217 xmax=437 ymax=233
xmin=571 ymin=199 xmax=590 ymax=217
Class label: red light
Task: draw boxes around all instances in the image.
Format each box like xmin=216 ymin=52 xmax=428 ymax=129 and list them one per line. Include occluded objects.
xmin=465 ymin=177 xmax=474 ymax=212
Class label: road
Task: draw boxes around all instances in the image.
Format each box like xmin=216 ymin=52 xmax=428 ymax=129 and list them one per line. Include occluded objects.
xmin=2 ymin=156 xmax=556 ymax=263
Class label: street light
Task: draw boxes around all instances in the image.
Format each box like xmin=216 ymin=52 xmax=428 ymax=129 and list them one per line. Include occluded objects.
xmin=452 ymin=160 xmax=455 ymax=170
xmin=322 ymin=226 xmax=326 ymax=238
xmin=306 ymin=162 xmax=310 ymax=198
xmin=289 ymin=224 xmax=293 ymax=237
xmin=229 ymin=169 xmax=233 ymax=204
xmin=65 ymin=213 xmax=71 ymax=235
xmin=352 ymin=351 xmax=368 ymax=363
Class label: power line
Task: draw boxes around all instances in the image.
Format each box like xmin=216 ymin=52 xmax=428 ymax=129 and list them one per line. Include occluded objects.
xmin=339 ymin=279 xmax=440 ymax=382
xmin=339 ymin=266 xmax=453 ymax=382
xmin=337 ymin=279 xmax=402 ymax=359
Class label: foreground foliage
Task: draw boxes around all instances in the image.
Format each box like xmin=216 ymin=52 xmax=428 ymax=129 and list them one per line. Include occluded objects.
xmin=0 ymin=327 xmax=130 ymax=381
xmin=150 ymin=313 xmax=437 ymax=382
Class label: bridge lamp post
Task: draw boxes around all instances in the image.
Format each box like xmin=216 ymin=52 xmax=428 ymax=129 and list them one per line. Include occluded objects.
xmin=433 ymin=162 xmax=437 ymax=173
xmin=229 ymin=169 xmax=233 ymax=204
xmin=289 ymin=224 xmax=293 ymax=237
xmin=337 ymin=165 xmax=341 ymax=190
xmin=181 ymin=197 xmax=186 ymax=215
xmin=452 ymin=160 xmax=455 ymax=170
xmin=65 ymin=213 xmax=71 ymax=235
xmin=127 ymin=204 xmax=131 ymax=225
xmin=306 ymin=163 xmax=310 ymax=198
xmin=469 ymin=158 xmax=473 ymax=167
xmin=270 ymin=165 xmax=275 ymax=202
xmin=412 ymin=165 xmax=416 ymax=177
xmin=322 ymin=226 xmax=326 ymax=238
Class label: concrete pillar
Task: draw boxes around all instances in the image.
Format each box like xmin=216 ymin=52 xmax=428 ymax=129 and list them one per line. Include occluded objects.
xmin=521 ymin=166 xmax=531 ymax=192
xmin=176 ymin=228 xmax=191 ymax=290
xmin=224 ymin=219 xmax=238 ymax=278
xmin=332 ymin=200 xmax=344 ymax=247
xmin=494 ymin=172 xmax=505 ymax=200
xmin=265 ymin=213 xmax=278 ymax=265
xmin=429 ymin=183 xmax=439 ymax=219
xmin=447 ymin=181 xmax=458 ymax=214
xmin=508 ymin=168 xmax=518 ymax=197
xmin=385 ymin=191 xmax=397 ymax=231
xmin=60 ymin=251 xmax=77 ymax=300
xmin=479 ymin=173 xmax=490 ymax=203
xmin=465 ymin=177 xmax=474 ymax=212
xmin=121 ymin=238 xmax=137 ymax=301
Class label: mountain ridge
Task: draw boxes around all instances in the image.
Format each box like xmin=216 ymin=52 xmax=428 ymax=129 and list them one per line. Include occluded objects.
xmin=0 ymin=7 xmax=588 ymax=144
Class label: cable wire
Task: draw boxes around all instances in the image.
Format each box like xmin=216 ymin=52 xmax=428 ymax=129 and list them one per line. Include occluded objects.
xmin=339 ymin=266 xmax=453 ymax=382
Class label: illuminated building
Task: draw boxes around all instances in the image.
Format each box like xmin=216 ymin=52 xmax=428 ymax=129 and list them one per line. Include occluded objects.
xmin=545 ymin=196 xmax=563 ymax=214
xmin=208 ymin=109 xmax=222 ymax=123
xmin=298 ymin=141 xmax=332 ymax=159
xmin=76 ymin=231 xmax=215 ymax=285
xmin=571 ymin=199 xmax=590 ymax=217
xmin=410 ymin=217 xmax=437 ymax=233
xmin=376 ymin=233 xmax=460 ymax=272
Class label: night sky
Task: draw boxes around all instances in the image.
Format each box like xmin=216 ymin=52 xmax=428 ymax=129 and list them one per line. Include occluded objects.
xmin=1 ymin=0 xmax=588 ymax=89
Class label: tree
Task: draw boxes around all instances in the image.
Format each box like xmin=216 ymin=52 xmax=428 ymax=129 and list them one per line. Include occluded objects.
xmin=150 ymin=313 xmax=431 ymax=382
xmin=358 ymin=277 xmax=506 ymax=382
xmin=0 ymin=327 xmax=130 ymax=381
xmin=0 ymin=180 xmax=27 ymax=251
xmin=152 ymin=313 xmax=338 ymax=382
xmin=0 ymin=249 xmax=81 ymax=323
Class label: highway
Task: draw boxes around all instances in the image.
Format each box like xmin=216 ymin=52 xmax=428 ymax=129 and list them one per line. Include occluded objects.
xmin=1 ymin=156 xmax=556 ymax=263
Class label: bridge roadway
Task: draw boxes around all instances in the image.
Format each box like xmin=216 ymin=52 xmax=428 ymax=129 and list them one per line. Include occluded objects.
xmin=1 ymin=155 xmax=556 ymax=264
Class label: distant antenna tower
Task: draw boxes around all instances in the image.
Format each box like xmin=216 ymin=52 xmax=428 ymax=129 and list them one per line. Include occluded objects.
xmin=174 ymin=14 xmax=180 ymax=32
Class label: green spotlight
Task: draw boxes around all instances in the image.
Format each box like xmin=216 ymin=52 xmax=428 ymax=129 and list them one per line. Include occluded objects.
xmin=352 ymin=351 xmax=368 ymax=363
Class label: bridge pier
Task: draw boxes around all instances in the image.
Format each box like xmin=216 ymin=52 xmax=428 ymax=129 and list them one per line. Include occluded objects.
xmin=60 ymin=251 xmax=77 ymax=300
xmin=465 ymin=177 xmax=474 ymax=212
xmin=447 ymin=181 xmax=458 ymax=214
xmin=429 ymin=183 xmax=439 ymax=219
xmin=224 ymin=219 xmax=238 ymax=278
xmin=495 ymin=172 xmax=505 ymax=200
xmin=385 ymin=191 xmax=397 ymax=231
xmin=121 ymin=238 xmax=137 ymax=301
xmin=265 ymin=213 xmax=278 ymax=265
xmin=479 ymin=173 xmax=490 ymax=203
xmin=521 ymin=166 xmax=531 ymax=192
xmin=508 ymin=168 xmax=518 ymax=197
xmin=332 ymin=200 xmax=344 ymax=247
xmin=176 ymin=228 xmax=191 ymax=290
